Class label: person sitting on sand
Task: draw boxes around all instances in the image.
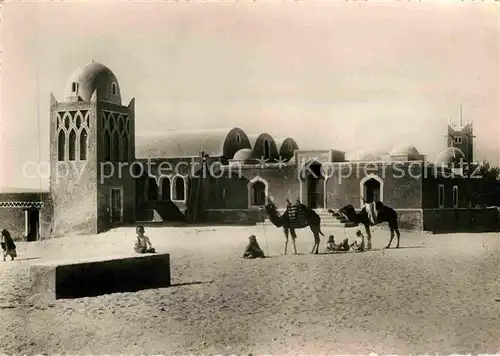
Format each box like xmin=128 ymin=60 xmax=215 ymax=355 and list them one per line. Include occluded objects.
xmin=243 ymin=235 xmax=265 ymax=259
xmin=350 ymin=229 xmax=365 ymax=252
xmin=134 ymin=225 xmax=156 ymax=254
xmin=325 ymin=235 xmax=350 ymax=252
xmin=325 ymin=235 xmax=337 ymax=252
xmin=1 ymin=229 xmax=17 ymax=261
xmin=337 ymin=237 xmax=350 ymax=252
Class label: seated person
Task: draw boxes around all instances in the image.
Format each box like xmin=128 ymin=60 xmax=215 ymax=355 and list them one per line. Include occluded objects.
xmin=350 ymin=230 xmax=365 ymax=252
xmin=325 ymin=235 xmax=337 ymax=252
xmin=134 ymin=225 xmax=156 ymax=254
xmin=337 ymin=237 xmax=350 ymax=252
xmin=326 ymin=235 xmax=350 ymax=252
xmin=243 ymin=235 xmax=265 ymax=259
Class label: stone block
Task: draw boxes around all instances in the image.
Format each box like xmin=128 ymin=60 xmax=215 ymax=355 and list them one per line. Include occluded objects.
xmin=30 ymin=253 xmax=170 ymax=300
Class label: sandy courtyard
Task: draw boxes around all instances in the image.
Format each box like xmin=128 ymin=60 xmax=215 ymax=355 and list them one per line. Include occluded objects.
xmin=1 ymin=224 xmax=500 ymax=355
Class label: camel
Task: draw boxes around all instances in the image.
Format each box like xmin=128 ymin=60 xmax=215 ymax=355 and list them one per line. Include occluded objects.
xmin=263 ymin=203 xmax=324 ymax=255
xmin=328 ymin=202 xmax=400 ymax=249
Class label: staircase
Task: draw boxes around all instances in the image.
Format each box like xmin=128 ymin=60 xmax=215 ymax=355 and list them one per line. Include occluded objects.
xmin=316 ymin=210 xmax=358 ymax=228
xmin=260 ymin=209 xmax=358 ymax=228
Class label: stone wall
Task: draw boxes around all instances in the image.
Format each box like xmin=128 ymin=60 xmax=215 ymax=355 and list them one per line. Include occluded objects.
xmin=422 ymin=208 xmax=499 ymax=233
xmin=396 ymin=209 xmax=423 ymax=230
xmin=204 ymin=209 xmax=264 ymax=225
xmin=50 ymin=101 xmax=98 ymax=237
xmin=0 ymin=192 xmax=52 ymax=241
xmin=325 ymin=162 xmax=423 ymax=209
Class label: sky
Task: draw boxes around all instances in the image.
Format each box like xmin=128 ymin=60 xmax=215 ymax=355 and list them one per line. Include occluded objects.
xmin=1 ymin=1 xmax=499 ymax=190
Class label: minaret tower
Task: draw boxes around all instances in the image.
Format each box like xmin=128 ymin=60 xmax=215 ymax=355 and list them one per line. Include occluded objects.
xmin=49 ymin=61 xmax=136 ymax=237
xmin=446 ymin=105 xmax=475 ymax=163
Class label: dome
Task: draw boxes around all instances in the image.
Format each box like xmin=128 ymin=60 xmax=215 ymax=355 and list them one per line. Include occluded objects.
xmin=346 ymin=148 xmax=387 ymax=161
xmin=247 ymin=133 xmax=279 ymax=160
xmin=434 ymin=147 xmax=465 ymax=166
xmin=64 ymin=61 xmax=122 ymax=104
xmin=136 ymin=128 xmax=251 ymax=159
xmin=275 ymin=138 xmax=299 ymax=161
xmin=389 ymin=144 xmax=420 ymax=156
xmin=233 ymin=148 xmax=253 ymax=161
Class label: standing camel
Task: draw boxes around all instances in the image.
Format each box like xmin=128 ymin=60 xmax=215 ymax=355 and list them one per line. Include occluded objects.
xmin=328 ymin=202 xmax=401 ymax=249
xmin=263 ymin=202 xmax=324 ymax=255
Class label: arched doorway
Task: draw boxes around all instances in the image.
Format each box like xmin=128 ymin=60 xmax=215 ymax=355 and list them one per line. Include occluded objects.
xmin=303 ymin=161 xmax=324 ymax=209
xmin=147 ymin=177 xmax=158 ymax=201
xmin=161 ymin=177 xmax=171 ymax=200
xmin=364 ymin=178 xmax=380 ymax=203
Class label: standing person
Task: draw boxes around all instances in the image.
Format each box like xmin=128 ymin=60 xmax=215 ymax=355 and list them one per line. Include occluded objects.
xmin=1 ymin=229 xmax=17 ymax=261
xmin=134 ymin=225 xmax=156 ymax=254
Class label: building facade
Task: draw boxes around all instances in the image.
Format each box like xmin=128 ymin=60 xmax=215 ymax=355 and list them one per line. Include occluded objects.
xmin=1 ymin=61 xmax=495 ymax=240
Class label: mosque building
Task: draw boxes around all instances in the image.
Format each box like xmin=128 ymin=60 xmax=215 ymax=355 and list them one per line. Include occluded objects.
xmin=0 ymin=61 xmax=494 ymax=240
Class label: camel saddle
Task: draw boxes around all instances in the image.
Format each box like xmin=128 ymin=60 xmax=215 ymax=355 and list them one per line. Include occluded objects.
xmin=286 ymin=203 xmax=310 ymax=229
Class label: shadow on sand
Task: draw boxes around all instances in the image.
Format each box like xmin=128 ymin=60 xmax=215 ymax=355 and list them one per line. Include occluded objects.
xmin=386 ymin=246 xmax=429 ymax=250
xmin=170 ymin=281 xmax=214 ymax=287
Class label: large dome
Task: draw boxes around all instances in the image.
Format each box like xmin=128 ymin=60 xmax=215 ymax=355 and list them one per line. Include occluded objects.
xmin=434 ymin=147 xmax=466 ymax=166
xmin=64 ymin=61 xmax=122 ymax=104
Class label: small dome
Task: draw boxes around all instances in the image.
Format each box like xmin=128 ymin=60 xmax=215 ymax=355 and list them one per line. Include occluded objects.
xmin=390 ymin=144 xmax=420 ymax=156
xmin=347 ymin=148 xmax=386 ymax=161
xmin=64 ymin=61 xmax=121 ymax=104
xmin=434 ymin=147 xmax=465 ymax=165
xmin=233 ymin=148 xmax=253 ymax=161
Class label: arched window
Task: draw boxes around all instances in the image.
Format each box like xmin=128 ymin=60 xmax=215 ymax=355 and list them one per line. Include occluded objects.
xmin=84 ymin=111 xmax=90 ymax=127
xmin=173 ymin=176 xmax=185 ymax=201
xmin=79 ymin=129 xmax=88 ymax=160
xmin=162 ymin=177 xmax=171 ymax=200
xmin=251 ymin=181 xmax=266 ymax=206
xmin=147 ymin=177 xmax=158 ymax=201
xmin=68 ymin=129 xmax=77 ymax=161
xmin=71 ymin=82 xmax=77 ymax=93
xmin=57 ymin=130 xmax=65 ymax=161
xmin=112 ymin=131 xmax=120 ymax=161
xmin=263 ymin=140 xmax=270 ymax=159
xmin=236 ymin=133 xmax=241 ymax=144
xmin=108 ymin=114 xmax=115 ymax=132
xmin=64 ymin=115 xmax=70 ymax=129
xmin=453 ymin=185 xmax=459 ymax=208
xmin=104 ymin=130 xmax=111 ymax=161
xmin=121 ymin=134 xmax=129 ymax=162
xmin=112 ymin=82 xmax=117 ymax=95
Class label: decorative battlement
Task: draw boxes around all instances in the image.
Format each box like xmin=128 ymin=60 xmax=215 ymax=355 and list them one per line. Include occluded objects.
xmin=0 ymin=201 xmax=44 ymax=209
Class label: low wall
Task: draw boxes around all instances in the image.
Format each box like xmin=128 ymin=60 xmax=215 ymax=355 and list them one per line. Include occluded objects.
xmin=422 ymin=208 xmax=499 ymax=233
xmin=30 ymin=253 xmax=171 ymax=300
xmin=396 ymin=209 xmax=423 ymax=230
xmin=204 ymin=209 xmax=265 ymax=225
xmin=0 ymin=208 xmax=25 ymax=240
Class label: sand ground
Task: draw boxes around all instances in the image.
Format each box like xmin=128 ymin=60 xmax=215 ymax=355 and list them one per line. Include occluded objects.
xmin=1 ymin=225 xmax=500 ymax=355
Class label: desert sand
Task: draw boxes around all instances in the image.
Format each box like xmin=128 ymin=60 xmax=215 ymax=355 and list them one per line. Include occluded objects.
xmin=1 ymin=224 xmax=499 ymax=355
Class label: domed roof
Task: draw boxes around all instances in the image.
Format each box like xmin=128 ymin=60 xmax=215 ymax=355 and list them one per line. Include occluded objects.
xmin=64 ymin=61 xmax=121 ymax=104
xmin=136 ymin=127 xmax=251 ymax=159
xmin=389 ymin=144 xmax=420 ymax=156
xmin=233 ymin=148 xmax=253 ymax=161
xmin=434 ymin=147 xmax=465 ymax=165
xmin=346 ymin=148 xmax=387 ymax=161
